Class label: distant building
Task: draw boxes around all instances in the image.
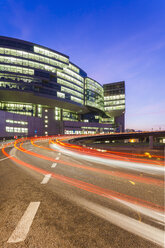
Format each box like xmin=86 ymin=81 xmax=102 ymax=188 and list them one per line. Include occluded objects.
xmin=103 ymin=81 xmax=125 ymax=132
xmin=0 ymin=36 xmax=126 ymax=138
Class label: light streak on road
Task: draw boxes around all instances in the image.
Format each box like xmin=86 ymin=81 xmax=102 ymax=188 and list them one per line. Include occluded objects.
xmin=2 ymin=136 xmax=164 ymax=247
xmin=111 ymin=197 xmax=165 ymax=226
xmin=74 ymin=198 xmax=165 ymax=247
xmin=14 ymin=140 xmax=164 ymax=187
xmin=54 ymin=138 xmax=164 ymax=164
xmin=50 ymin=142 xmax=165 ymax=176
xmin=2 ymin=144 xmax=164 ymax=212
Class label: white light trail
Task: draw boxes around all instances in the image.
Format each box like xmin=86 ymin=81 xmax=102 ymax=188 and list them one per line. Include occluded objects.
xmin=112 ymin=197 xmax=165 ymax=226
xmin=75 ymin=198 xmax=165 ymax=247
xmin=50 ymin=143 xmax=165 ymax=176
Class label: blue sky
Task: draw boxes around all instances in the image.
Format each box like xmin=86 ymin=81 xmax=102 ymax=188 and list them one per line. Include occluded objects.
xmin=0 ymin=0 xmax=165 ymax=130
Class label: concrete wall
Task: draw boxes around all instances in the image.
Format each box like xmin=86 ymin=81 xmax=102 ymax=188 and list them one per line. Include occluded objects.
xmin=0 ymin=110 xmax=43 ymax=138
xmin=0 ymin=109 xmax=117 ymax=138
xmin=41 ymin=108 xmax=61 ymax=136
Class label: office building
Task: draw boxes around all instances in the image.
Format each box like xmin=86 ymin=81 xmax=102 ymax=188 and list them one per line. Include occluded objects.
xmin=103 ymin=81 xmax=125 ymax=132
xmin=0 ymin=36 xmax=125 ymax=138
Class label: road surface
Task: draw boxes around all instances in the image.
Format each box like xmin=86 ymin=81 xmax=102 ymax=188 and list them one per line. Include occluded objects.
xmin=0 ymin=136 xmax=164 ymax=248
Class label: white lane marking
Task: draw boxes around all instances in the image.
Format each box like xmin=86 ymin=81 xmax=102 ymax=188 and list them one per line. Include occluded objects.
xmin=51 ymin=163 xmax=57 ymax=168
xmin=55 ymin=157 xmax=60 ymax=160
xmin=58 ymin=152 xmax=61 ymax=156
xmin=40 ymin=174 xmax=51 ymax=184
xmin=0 ymin=155 xmax=15 ymax=162
xmin=7 ymin=202 xmax=40 ymax=243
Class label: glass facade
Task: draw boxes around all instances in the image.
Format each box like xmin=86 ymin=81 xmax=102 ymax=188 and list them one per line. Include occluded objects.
xmin=104 ymin=82 xmax=125 ymax=112
xmin=85 ymin=77 xmax=104 ymax=111
xmin=102 ymin=117 xmax=115 ymax=124
xmin=34 ymin=46 xmax=69 ymax=64
xmin=0 ymin=40 xmax=84 ymax=106
xmin=63 ymin=109 xmax=78 ymax=121
xmin=0 ymin=102 xmax=34 ymax=116
xmin=0 ymin=37 xmax=125 ymax=136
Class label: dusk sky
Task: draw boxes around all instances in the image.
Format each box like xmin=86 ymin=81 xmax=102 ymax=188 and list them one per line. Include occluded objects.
xmin=0 ymin=0 xmax=164 ymax=130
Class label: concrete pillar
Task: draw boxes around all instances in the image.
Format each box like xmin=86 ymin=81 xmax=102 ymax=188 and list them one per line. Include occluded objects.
xmin=149 ymin=136 xmax=153 ymax=148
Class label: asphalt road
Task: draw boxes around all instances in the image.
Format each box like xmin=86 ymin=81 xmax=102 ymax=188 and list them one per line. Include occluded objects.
xmin=0 ymin=138 xmax=164 ymax=248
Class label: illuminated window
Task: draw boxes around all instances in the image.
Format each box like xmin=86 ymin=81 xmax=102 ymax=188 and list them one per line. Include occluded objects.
xmin=6 ymin=126 xmax=28 ymax=133
xmin=85 ymin=78 xmax=103 ymax=95
xmin=57 ymin=92 xmax=65 ymax=98
xmin=38 ymin=105 xmax=42 ymax=117
xmin=54 ymin=107 xmax=61 ymax=120
xmin=0 ymin=64 xmax=34 ymax=75
xmin=0 ymin=102 xmax=33 ymax=116
xmin=85 ymin=77 xmax=104 ymax=111
xmin=105 ymin=105 xmax=125 ymax=110
xmin=104 ymin=99 xmax=125 ymax=106
xmin=34 ymin=46 xmax=69 ymax=64
xmin=61 ymin=86 xmax=83 ymax=99
xmin=71 ymin=96 xmax=83 ymax=104
xmin=0 ymin=48 xmax=67 ymax=72
xmin=63 ymin=109 xmax=78 ymax=121
xmin=68 ymin=63 xmax=79 ymax=73
xmin=57 ymin=71 xmax=83 ymax=87
xmin=63 ymin=68 xmax=83 ymax=82
xmin=104 ymin=94 xmax=125 ymax=100
xmin=6 ymin=119 xmax=28 ymax=125
xmin=57 ymin=78 xmax=83 ymax=93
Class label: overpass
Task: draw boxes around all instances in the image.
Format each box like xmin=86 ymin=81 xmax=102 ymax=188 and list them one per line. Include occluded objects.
xmin=71 ymin=131 xmax=165 ymax=148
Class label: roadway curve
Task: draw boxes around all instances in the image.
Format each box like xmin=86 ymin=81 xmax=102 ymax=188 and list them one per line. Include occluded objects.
xmin=0 ymin=136 xmax=164 ymax=248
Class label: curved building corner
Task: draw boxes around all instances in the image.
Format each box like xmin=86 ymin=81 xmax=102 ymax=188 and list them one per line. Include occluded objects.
xmin=0 ymin=36 xmax=125 ymax=138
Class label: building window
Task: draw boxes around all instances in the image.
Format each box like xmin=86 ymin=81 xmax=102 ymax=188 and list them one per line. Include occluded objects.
xmin=57 ymin=92 xmax=65 ymax=98
xmin=6 ymin=120 xmax=28 ymax=125
xmin=6 ymin=126 xmax=28 ymax=133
